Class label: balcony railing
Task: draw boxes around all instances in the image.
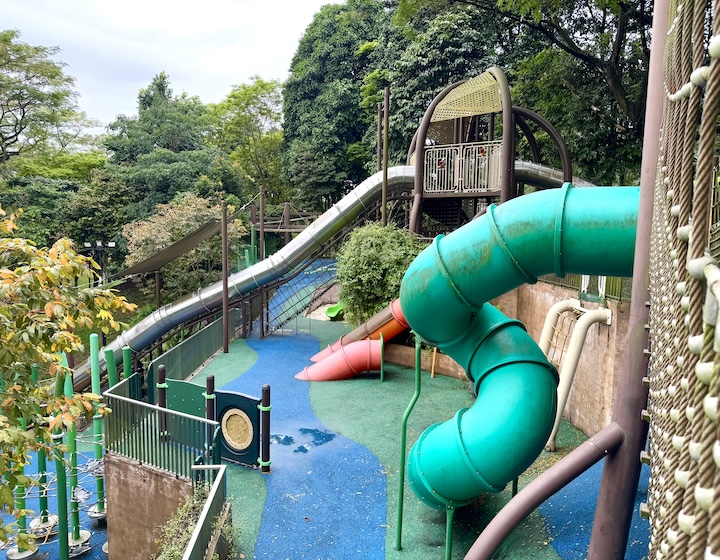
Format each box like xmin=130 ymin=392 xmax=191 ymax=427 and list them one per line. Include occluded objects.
xmin=424 ymin=141 xmax=502 ymax=194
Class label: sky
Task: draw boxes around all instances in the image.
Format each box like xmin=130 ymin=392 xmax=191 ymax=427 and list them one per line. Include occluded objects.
xmin=3 ymin=0 xmax=331 ymax=129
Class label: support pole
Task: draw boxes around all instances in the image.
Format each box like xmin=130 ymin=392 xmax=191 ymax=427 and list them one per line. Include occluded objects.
xmin=222 ymin=201 xmax=229 ymax=354
xmin=89 ymin=334 xmax=106 ymax=519
xmin=283 ymin=202 xmax=291 ymax=246
xmin=63 ymin=371 xmax=82 ymax=544
xmin=122 ymin=347 xmax=132 ymax=379
xmin=260 ymin=385 xmax=272 ymax=474
xmin=155 ymin=271 xmax=162 ymax=309
xmin=104 ymin=348 xmax=118 ymax=388
xmin=396 ymin=335 xmax=422 ymax=550
xmin=586 ymin=1 xmax=667 ymax=557
xmin=382 ymin=86 xmax=390 ymax=227
xmin=53 ymin=371 xmax=69 ymax=560
xmin=377 ymin=101 xmax=383 ymax=172
xmin=259 ymin=186 xmax=265 ymax=260
xmin=158 ymin=365 xmax=167 ymax=437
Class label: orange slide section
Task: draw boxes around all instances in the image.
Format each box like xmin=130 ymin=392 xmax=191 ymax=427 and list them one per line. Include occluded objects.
xmin=310 ymin=299 xmax=409 ymax=363
xmin=295 ymin=339 xmax=382 ymax=381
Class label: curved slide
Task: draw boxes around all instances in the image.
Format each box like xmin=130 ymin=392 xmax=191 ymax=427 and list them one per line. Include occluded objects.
xmin=72 ymin=166 xmax=416 ymax=390
xmin=72 ymin=161 xmax=590 ymax=391
xmin=400 ymin=183 xmax=639 ymax=509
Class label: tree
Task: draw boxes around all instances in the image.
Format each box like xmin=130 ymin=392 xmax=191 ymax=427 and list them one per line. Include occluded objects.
xmin=283 ymin=0 xmax=386 ymax=209
xmin=105 ymin=72 xmax=212 ymax=164
xmin=0 ymin=176 xmax=79 ymax=245
xmin=210 ymin=77 xmax=287 ymax=203
xmin=122 ymin=192 xmax=247 ymax=302
xmin=0 ymin=30 xmax=79 ymax=163
xmin=336 ymin=222 xmax=425 ymax=326
xmin=0 ymin=206 xmax=136 ymax=547
xmin=388 ymin=7 xmax=518 ymax=162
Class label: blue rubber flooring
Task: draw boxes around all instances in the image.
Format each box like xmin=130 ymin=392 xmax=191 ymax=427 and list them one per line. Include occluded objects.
xmin=220 ymin=332 xmax=387 ymax=559
xmin=1 ymin=443 xmax=108 ymax=560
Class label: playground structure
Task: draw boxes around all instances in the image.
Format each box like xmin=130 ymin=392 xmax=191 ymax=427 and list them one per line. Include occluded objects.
xmin=20 ymin=0 xmax=720 ymax=555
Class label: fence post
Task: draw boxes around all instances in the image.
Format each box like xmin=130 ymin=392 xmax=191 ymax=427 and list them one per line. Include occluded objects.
xmin=260 ymin=384 xmax=272 ymax=474
xmin=157 ymin=365 xmax=168 ymax=438
xmin=204 ymin=376 xmax=216 ymax=474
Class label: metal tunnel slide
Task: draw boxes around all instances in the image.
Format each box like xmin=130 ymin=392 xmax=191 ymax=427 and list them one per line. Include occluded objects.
xmin=399 ymin=183 xmax=639 ymax=509
xmin=71 ymin=161 xmax=595 ymax=392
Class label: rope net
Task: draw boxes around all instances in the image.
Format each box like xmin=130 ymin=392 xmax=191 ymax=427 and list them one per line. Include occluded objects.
xmin=646 ymin=0 xmax=720 ymax=558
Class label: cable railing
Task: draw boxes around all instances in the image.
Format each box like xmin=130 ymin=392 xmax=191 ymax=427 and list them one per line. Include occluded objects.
xmin=104 ymin=374 xmax=220 ymax=478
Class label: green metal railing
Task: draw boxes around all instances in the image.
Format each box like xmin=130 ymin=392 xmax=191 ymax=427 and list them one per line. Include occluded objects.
xmin=104 ymin=375 xmax=220 ymax=478
xmin=147 ymin=311 xmax=237 ymax=404
xmin=183 ymin=465 xmax=228 ymax=560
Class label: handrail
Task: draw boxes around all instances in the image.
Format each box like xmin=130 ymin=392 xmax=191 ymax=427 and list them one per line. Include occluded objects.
xmin=183 ymin=464 xmax=228 ymax=560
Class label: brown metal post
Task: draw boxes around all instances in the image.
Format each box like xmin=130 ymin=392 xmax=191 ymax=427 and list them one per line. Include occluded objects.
xmin=377 ymin=102 xmax=383 ymax=172
xmin=283 ymin=202 xmax=291 ymax=246
xmin=205 ymin=375 xmax=215 ymax=422
xmin=155 ymin=270 xmax=162 ymax=309
xmin=586 ymin=1 xmax=668 ymax=557
xmin=487 ymin=67 xmax=514 ymax=202
xmin=260 ymin=384 xmax=271 ymax=473
xmin=222 ymin=201 xmax=229 ymax=354
xmin=382 ymin=86 xmax=390 ymax=226
xmin=259 ymin=185 xmax=265 ymax=260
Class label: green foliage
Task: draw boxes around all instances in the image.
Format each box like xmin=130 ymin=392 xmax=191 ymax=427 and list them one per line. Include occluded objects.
xmin=0 ymin=29 xmax=78 ymax=162
xmin=105 ymin=72 xmax=212 ymax=164
xmin=122 ymin=192 xmax=247 ymax=303
xmin=0 ymin=176 xmax=79 ymax=245
xmin=210 ymin=77 xmax=286 ymax=203
xmin=336 ymin=222 xmax=424 ymax=326
xmin=154 ymin=486 xmax=236 ymax=560
xmin=283 ymin=0 xmax=386 ymax=209
xmin=0 ymin=206 xmax=136 ymax=545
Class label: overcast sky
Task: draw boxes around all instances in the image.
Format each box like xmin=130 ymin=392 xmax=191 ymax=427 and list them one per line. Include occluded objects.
xmin=4 ymin=0 xmax=331 ymax=129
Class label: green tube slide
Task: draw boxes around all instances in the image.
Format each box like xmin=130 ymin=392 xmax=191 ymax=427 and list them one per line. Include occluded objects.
xmin=399 ymin=183 xmax=639 ymax=509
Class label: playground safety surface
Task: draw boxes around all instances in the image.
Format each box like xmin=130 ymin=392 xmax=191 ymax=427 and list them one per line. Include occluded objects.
xmin=191 ymin=316 xmax=650 ymax=560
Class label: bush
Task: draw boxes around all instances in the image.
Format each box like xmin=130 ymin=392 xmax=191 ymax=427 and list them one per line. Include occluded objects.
xmin=336 ymin=222 xmax=425 ymax=326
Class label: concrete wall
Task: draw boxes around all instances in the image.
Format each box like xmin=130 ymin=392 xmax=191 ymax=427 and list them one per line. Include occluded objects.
xmin=492 ymin=283 xmax=630 ymax=437
xmin=105 ymin=453 xmax=192 ymax=560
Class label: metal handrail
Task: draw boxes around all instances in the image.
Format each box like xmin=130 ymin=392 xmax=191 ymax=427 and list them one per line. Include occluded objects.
xmin=183 ymin=464 xmax=228 ymax=560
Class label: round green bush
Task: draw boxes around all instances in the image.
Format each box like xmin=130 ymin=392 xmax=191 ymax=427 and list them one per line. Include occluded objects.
xmin=336 ymin=222 xmax=425 ymax=327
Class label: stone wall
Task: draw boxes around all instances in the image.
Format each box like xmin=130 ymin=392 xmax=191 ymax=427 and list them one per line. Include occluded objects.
xmin=105 ymin=453 xmax=192 ymax=560
xmin=492 ymin=283 xmax=630 ymax=437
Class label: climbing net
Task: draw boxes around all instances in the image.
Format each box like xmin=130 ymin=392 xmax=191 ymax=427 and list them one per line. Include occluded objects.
xmin=646 ymin=0 xmax=720 ymax=557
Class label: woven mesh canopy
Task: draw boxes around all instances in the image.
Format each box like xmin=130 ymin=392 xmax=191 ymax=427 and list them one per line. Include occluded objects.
xmin=431 ymin=72 xmax=502 ymax=122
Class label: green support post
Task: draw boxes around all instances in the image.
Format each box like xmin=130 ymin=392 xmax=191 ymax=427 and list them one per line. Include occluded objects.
xmin=395 ymin=335 xmax=422 ymax=551
xmin=53 ymin=370 xmax=70 ymax=560
xmin=122 ymin=346 xmax=132 ymax=379
xmin=105 ymin=348 xmax=118 ymax=388
xmin=64 ymin=372 xmax=82 ymax=543
xmin=30 ymin=364 xmax=52 ymax=533
xmin=11 ymin=417 xmax=28 ymax=555
xmin=89 ymin=334 xmax=106 ymax=519
xmin=379 ymin=332 xmax=385 ymax=382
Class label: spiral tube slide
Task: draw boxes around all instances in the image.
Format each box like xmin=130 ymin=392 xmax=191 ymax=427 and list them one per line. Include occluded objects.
xmin=400 ymin=183 xmax=639 ymax=509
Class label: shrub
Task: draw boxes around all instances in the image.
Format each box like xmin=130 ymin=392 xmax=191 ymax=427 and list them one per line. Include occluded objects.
xmin=336 ymin=222 xmax=425 ymax=326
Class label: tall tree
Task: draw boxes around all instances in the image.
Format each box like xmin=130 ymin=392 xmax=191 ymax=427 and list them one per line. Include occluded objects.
xmin=283 ymin=0 xmax=386 ymax=209
xmin=0 ymin=30 xmax=79 ymax=163
xmin=210 ymin=77 xmax=286 ymax=204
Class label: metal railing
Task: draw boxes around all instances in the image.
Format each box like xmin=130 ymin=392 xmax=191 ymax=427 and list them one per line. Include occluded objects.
xmin=104 ymin=375 xmax=220 ymax=478
xmin=539 ymin=273 xmax=629 ymax=302
xmin=183 ymin=464 xmax=228 ymax=560
xmin=424 ymin=141 xmax=502 ymax=194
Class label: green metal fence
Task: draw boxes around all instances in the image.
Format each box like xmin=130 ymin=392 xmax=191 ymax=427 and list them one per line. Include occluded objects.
xmin=183 ymin=465 xmax=228 ymax=560
xmin=104 ymin=374 xmax=220 ymax=478
xmin=147 ymin=311 xmax=237 ymax=404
